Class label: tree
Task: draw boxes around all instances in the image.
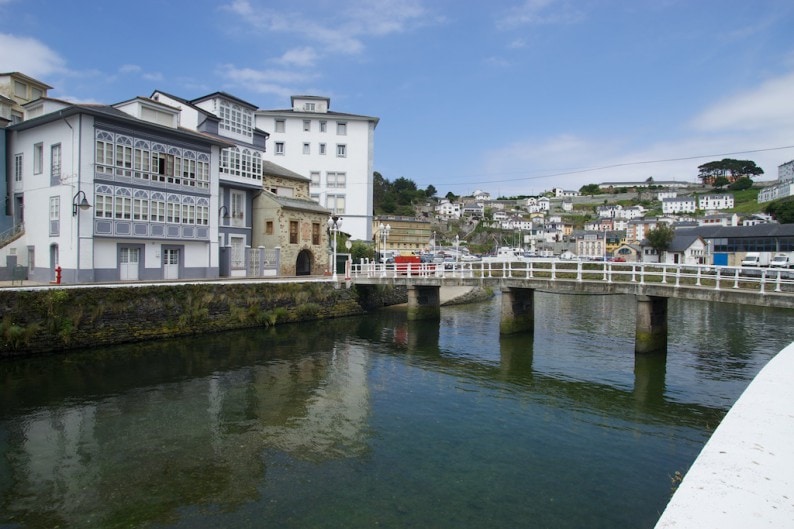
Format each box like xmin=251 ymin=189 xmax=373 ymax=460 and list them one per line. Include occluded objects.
xmin=728 ymin=177 xmax=753 ymax=191
xmin=445 ymin=191 xmax=458 ymax=202
xmin=645 ymin=224 xmax=675 ymax=262
xmin=712 ymin=176 xmax=730 ymax=189
xmin=697 ymin=159 xmax=763 ymax=185
xmin=425 ymin=184 xmax=437 ymax=198
xmin=579 ymin=183 xmax=600 ymax=195
xmin=764 ymin=197 xmax=794 ymax=224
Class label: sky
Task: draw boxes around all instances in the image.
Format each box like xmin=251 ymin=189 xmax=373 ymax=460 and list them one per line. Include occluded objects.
xmin=2 ymin=0 xmax=794 ymax=198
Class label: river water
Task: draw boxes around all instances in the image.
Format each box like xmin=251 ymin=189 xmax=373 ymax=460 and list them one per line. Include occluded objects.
xmin=0 ymin=292 xmax=791 ymax=529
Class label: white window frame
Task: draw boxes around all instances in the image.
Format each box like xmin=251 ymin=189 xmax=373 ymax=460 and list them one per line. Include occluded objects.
xmin=303 ymin=143 xmax=310 ymax=155
xmin=319 ymin=143 xmax=326 ymax=155
xmin=275 ymin=142 xmax=285 ymax=155
xmin=336 ymin=122 xmax=347 ymax=135
xmin=275 ymin=119 xmax=285 ymax=133
xmin=50 ymin=144 xmax=61 ymax=182
xmin=13 ymin=154 xmax=22 ymax=183
xmin=303 ymin=120 xmax=311 ymax=132
xmin=336 ymin=144 xmax=347 ymax=158
xmin=34 ymin=143 xmax=43 ymax=174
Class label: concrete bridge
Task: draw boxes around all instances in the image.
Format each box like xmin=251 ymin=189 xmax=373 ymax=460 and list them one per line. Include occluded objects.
xmin=349 ymin=260 xmax=794 ymax=354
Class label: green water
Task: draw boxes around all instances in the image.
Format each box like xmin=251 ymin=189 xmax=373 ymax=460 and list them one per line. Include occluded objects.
xmin=0 ymin=293 xmax=791 ymax=528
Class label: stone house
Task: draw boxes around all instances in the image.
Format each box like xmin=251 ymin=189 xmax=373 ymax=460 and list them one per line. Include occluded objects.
xmin=253 ymin=160 xmax=330 ymax=276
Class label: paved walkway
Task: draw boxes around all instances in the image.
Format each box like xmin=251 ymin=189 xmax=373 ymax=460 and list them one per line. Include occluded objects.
xmin=655 ymin=341 xmax=794 ymax=528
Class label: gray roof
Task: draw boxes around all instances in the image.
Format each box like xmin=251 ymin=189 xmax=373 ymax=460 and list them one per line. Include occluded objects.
xmin=677 ymin=223 xmax=794 ymax=238
xmin=668 ymin=234 xmax=703 ymax=252
xmin=264 ymin=193 xmax=329 ymax=215
xmin=261 ymin=160 xmax=309 ymax=181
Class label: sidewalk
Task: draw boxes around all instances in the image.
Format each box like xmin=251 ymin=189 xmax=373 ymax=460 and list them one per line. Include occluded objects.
xmin=655 ymin=341 xmax=794 ymax=528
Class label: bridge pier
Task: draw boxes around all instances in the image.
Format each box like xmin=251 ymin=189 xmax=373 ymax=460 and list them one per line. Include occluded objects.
xmin=406 ymin=285 xmax=441 ymax=321
xmin=635 ymin=295 xmax=668 ymax=354
xmin=500 ymin=287 xmax=535 ymax=335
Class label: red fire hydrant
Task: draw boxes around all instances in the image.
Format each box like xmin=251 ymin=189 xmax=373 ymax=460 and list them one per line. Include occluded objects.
xmin=55 ymin=265 xmax=62 ymax=285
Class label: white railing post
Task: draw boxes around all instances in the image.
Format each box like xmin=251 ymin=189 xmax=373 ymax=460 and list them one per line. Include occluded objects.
xmin=661 ymin=265 xmax=667 ymax=284
xmin=631 ymin=264 xmax=637 ymax=282
xmin=675 ymin=266 xmax=681 ymax=288
xmin=577 ymin=261 xmax=582 ymax=282
xmin=760 ymin=270 xmax=766 ymax=294
xmin=607 ymin=262 xmax=613 ymax=284
xmin=715 ymin=267 xmax=721 ymax=291
xmin=696 ymin=265 xmax=702 ymax=286
xmin=775 ymin=270 xmax=782 ymax=293
xmin=640 ymin=264 xmax=645 ymax=285
xmin=551 ymin=260 xmax=557 ymax=280
xmin=733 ymin=268 xmax=740 ymax=289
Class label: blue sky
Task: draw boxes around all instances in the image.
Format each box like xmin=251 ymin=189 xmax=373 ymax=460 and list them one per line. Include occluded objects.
xmin=2 ymin=0 xmax=794 ymax=198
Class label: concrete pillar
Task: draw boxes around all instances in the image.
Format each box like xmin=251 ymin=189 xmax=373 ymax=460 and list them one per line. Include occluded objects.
xmin=635 ymin=295 xmax=668 ymax=354
xmin=406 ymin=285 xmax=441 ymax=321
xmin=500 ymin=287 xmax=535 ymax=335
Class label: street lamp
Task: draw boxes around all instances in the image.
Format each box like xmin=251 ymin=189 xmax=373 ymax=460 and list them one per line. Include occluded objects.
xmin=328 ymin=215 xmax=343 ymax=280
xmin=72 ymin=190 xmax=92 ymax=216
xmin=378 ymin=222 xmax=391 ymax=263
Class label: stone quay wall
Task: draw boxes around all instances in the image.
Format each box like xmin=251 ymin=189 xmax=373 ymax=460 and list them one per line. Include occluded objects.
xmin=0 ymin=282 xmax=408 ymax=357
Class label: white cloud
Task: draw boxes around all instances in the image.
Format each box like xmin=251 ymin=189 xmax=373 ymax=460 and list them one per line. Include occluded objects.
xmin=223 ymin=0 xmax=433 ymax=55
xmin=0 ymin=33 xmax=67 ymax=78
xmin=274 ymin=47 xmax=319 ymax=68
xmin=691 ymin=72 xmax=794 ymax=133
xmin=219 ymin=64 xmax=318 ymax=98
xmin=496 ymin=0 xmax=584 ymax=29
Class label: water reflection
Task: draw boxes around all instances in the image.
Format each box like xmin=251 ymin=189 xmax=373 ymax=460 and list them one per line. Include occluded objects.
xmin=0 ymin=294 xmax=791 ymax=528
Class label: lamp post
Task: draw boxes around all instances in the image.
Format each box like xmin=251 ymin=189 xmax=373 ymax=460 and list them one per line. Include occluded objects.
xmin=72 ymin=190 xmax=91 ymax=216
xmin=72 ymin=190 xmax=92 ymax=284
xmin=328 ymin=215 xmax=342 ymax=280
xmin=378 ymin=222 xmax=391 ymax=262
xmin=378 ymin=222 xmax=391 ymax=277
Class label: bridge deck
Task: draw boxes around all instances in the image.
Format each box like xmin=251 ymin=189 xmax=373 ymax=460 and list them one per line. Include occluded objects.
xmin=350 ymin=260 xmax=794 ymax=309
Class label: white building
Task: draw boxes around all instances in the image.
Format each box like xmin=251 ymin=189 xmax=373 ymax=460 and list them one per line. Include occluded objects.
xmin=152 ymin=90 xmax=269 ymax=276
xmin=255 ymin=96 xmax=379 ymax=241
xmin=552 ymin=188 xmax=580 ymax=198
xmin=758 ymin=160 xmax=794 ymax=204
xmin=662 ymin=197 xmax=696 ymax=214
xmin=435 ymin=199 xmax=461 ymax=220
xmin=6 ymin=97 xmax=228 ymax=283
xmin=698 ymin=194 xmax=734 ymax=211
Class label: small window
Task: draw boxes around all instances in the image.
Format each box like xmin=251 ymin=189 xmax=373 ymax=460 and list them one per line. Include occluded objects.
xmin=336 ymin=122 xmax=347 ymax=135
xmin=14 ymin=81 xmax=26 ymax=98
xmin=303 ymin=143 xmax=310 ymax=155
xmin=310 ymin=172 xmax=320 ymax=186
xmin=320 ymin=121 xmax=327 ymax=133
xmin=289 ymin=221 xmax=299 ymax=244
xmin=336 ymin=144 xmax=346 ymax=158
xmin=34 ymin=143 xmax=43 ymax=174
xmin=275 ymin=142 xmax=285 ymax=155
xmin=312 ymin=223 xmax=320 ymax=245
xmin=303 ymin=120 xmax=311 ymax=132
xmin=266 ymin=221 xmax=274 ymax=235
xmin=319 ymin=143 xmax=326 ymax=155
xmin=14 ymin=154 xmax=23 ymax=183
xmin=275 ymin=120 xmax=285 ymax=133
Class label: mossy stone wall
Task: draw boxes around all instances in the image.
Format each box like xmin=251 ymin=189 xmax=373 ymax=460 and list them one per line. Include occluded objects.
xmin=0 ymin=282 xmax=385 ymax=357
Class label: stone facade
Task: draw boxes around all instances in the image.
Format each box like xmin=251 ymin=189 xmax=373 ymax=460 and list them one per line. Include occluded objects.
xmin=253 ymin=161 xmax=331 ymax=276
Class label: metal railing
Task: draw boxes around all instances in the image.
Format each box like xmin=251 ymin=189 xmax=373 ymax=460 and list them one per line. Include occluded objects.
xmin=350 ymin=259 xmax=794 ymax=296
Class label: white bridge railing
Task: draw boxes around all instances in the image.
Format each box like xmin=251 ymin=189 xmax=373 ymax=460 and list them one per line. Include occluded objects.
xmin=349 ymin=259 xmax=794 ymax=296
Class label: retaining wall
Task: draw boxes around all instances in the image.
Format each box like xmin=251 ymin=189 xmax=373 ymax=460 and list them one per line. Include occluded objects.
xmin=0 ymin=282 xmax=407 ymax=357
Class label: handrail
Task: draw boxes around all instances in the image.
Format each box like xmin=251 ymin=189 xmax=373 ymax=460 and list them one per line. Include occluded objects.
xmin=349 ymin=259 xmax=794 ymax=296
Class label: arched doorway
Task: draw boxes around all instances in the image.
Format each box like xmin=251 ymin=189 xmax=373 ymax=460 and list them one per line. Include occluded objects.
xmin=296 ymin=249 xmax=313 ymax=276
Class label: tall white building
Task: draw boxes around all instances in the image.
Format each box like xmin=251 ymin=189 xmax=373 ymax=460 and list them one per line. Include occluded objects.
xmin=255 ymin=96 xmax=379 ymax=241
